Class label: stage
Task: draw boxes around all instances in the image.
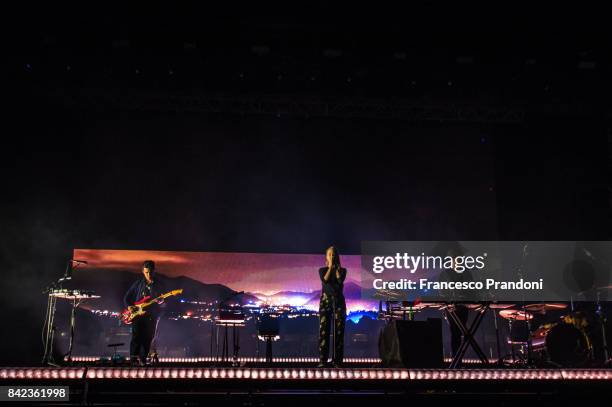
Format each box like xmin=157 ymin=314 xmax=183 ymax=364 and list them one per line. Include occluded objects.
xmin=2 ymin=365 xmax=611 ymax=405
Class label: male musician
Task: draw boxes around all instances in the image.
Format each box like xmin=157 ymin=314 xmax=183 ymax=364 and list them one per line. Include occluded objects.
xmin=123 ymin=260 xmax=166 ymax=365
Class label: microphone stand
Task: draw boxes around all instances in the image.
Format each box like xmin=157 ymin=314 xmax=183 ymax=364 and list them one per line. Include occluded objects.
xmin=518 ymin=242 xmax=535 ymax=367
xmin=42 ymin=282 xmax=59 ymax=366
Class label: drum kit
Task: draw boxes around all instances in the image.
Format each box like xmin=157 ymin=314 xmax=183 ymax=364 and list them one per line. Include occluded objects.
xmin=499 ymin=302 xmax=594 ymax=367
xmin=380 ymin=298 xmax=609 ymax=368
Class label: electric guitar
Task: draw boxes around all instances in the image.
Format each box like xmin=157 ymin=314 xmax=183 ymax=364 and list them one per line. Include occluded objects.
xmin=121 ymin=289 xmax=183 ymax=324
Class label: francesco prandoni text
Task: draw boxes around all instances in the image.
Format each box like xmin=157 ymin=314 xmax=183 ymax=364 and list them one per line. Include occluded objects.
xmin=370 ymin=252 xmax=544 ymax=291
xmin=373 ymin=278 xmax=544 ymax=291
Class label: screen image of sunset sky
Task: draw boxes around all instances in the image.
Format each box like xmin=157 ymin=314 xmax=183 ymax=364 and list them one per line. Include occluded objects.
xmin=72 ymin=249 xmax=379 ymax=313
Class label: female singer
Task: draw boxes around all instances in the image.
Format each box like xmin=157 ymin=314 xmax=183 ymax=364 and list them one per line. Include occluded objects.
xmin=318 ymin=246 xmax=347 ymax=367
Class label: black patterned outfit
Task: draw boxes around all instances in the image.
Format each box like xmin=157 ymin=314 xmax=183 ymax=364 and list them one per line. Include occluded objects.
xmin=318 ymin=266 xmax=347 ymax=364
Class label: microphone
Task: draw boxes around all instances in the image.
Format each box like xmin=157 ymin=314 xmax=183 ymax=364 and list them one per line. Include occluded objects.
xmin=71 ymin=260 xmax=88 ymax=264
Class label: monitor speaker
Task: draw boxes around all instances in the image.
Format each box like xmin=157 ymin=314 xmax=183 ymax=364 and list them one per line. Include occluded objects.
xmin=378 ymin=318 xmax=443 ymax=368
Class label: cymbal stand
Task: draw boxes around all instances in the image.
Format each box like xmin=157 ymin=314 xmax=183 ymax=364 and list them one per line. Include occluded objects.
xmin=596 ymin=291 xmax=610 ymax=365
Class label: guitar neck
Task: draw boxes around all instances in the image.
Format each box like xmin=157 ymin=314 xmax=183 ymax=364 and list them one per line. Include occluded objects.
xmin=139 ymin=290 xmax=180 ymax=308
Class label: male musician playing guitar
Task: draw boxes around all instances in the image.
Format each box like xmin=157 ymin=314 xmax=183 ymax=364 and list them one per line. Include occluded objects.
xmin=123 ymin=260 xmax=166 ymax=365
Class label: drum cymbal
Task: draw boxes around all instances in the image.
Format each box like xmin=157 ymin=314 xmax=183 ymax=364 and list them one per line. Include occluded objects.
xmin=489 ymin=303 xmax=516 ymax=309
xmin=523 ymin=303 xmax=567 ymax=313
xmin=499 ymin=309 xmax=534 ymax=321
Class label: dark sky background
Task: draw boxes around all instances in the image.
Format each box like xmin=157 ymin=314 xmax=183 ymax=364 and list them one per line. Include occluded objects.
xmin=2 ymin=2 xmax=612 ymax=365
